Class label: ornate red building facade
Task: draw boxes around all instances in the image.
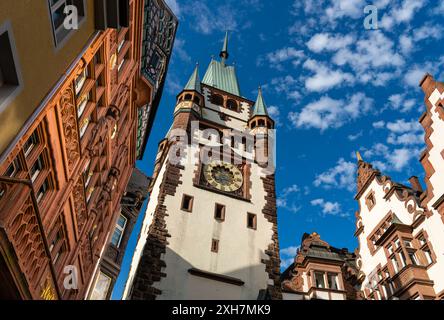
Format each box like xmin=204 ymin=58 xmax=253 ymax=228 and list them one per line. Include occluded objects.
xmin=0 ymin=0 xmax=177 ymax=300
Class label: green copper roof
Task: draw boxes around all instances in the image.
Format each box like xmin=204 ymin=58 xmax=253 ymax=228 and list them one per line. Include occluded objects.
xmin=252 ymin=87 xmax=269 ymax=117
xmin=202 ymin=60 xmax=241 ymax=96
xmin=184 ymin=64 xmax=201 ymax=93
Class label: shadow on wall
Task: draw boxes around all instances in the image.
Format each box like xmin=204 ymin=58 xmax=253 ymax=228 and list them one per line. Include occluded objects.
xmin=127 ymin=246 xmax=274 ymax=300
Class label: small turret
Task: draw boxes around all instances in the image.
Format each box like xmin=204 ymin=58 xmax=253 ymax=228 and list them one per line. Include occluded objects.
xmin=175 ymin=64 xmax=203 ymax=117
xmin=248 ymin=87 xmax=274 ymax=131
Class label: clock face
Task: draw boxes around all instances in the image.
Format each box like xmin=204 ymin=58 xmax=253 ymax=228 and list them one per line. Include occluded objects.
xmin=203 ymin=162 xmax=243 ymax=192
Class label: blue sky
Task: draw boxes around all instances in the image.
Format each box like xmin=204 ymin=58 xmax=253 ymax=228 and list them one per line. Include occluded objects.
xmin=112 ymin=0 xmax=444 ymax=299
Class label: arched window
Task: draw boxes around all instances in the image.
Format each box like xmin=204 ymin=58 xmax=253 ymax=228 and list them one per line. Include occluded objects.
xmin=226 ymin=99 xmax=238 ymax=112
xmin=193 ymin=96 xmax=200 ymax=105
xmin=251 ymin=121 xmax=256 ymax=129
xmin=258 ymin=119 xmax=265 ymax=127
xmin=184 ymin=93 xmax=193 ymax=101
xmin=211 ymin=94 xmax=224 ymax=106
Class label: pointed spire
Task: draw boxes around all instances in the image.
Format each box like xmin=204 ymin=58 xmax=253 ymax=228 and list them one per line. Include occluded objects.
xmin=220 ymin=31 xmax=229 ymax=64
xmin=184 ymin=63 xmax=201 ymax=93
xmin=252 ymin=86 xmax=269 ymax=117
xmin=356 ymin=151 xmax=363 ymax=162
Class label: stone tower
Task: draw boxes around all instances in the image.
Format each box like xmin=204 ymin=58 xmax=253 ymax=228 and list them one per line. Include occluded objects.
xmin=123 ymin=33 xmax=281 ymax=300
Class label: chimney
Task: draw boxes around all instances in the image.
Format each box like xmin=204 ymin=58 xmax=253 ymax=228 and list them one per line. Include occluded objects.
xmin=409 ymin=176 xmax=423 ymax=193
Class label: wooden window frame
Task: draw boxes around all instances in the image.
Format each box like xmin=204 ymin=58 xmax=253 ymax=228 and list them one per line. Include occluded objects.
xmin=47 ymin=0 xmax=87 ymax=49
xmin=247 ymin=213 xmax=257 ymax=230
xmin=111 ymin=214 xmax=128 ymax=248
xmin=365 ymin=191 xmax=376 ymax=210
xmin=214 ymin=203 xmax=225 ymax=221
xmin=211 ymin=239 xmax=219 ymax=253
xmin=181 ymin=194 xmax=194 ymax=212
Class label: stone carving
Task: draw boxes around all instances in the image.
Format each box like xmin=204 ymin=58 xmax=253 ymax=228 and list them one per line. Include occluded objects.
xmin=73 ymin=176 xmax=88 ymax=234
xmin=87 ymin=107 xmax=120 ymax=157
xmin=60 ymin=86 xmax=81 ymax=174
xmin=282 ymin=271 xmax=304 ymax=293
xmin=8 ymin=196 xmax=48 ymax=292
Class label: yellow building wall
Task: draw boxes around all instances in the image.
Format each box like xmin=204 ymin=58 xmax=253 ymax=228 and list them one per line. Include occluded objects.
xmin=0 ymin=0 xmax=96 ymax=155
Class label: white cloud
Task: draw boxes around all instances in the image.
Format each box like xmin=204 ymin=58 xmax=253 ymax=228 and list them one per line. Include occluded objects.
xmin=332 ymin=31 xmax=404 ymax=85
xmin=184 ymin=3 xmax=239 ymax=34
xmin=386 ymin=94 xmax=417 ymax=113
xmin=387 ymin=133 xmax=423 ymax=145
xmin=404 ymin=57 xmax=444 ymax=88
xmin=270 ymin=76 xmax=301 ymax=101
xmin=399 ymin=34 xmax=413 ymax=55
xmin=288 ymin=93 xmax=373 ymax=132
xmin=386 ymin=119 xmax=422 ymax=133
xmin=361 ymin=141 xmax=422 ymax=172
xmin=387 ymin=148 xmax=421 ymax=171
xmin=264 ymin=47 xmax=305 ymax=67
xmin=277 ymin=184 xmax=302 ymax=214
xmin=267 ymin=105 xmax=281 ymax=126
xmin=385 ymin=119 xmax=424 ymax=146
xmin=404 ymin=67 xmax=427 ymax=87
xmin=325 ymin=0 xmax=366 ymax=21
xmin=373 ymin=121 xmax=385 ymax=129
xmin=303 ymin=59 xmax=354 ymax=92
xmin=280 ymin=245 xmax=300 ymax=269
xmin=380 ymin=0 xmax=427 ymax=29
xmin=306 ymin=33 xmax=354 ymax=53
xmin=348 ymin=131 xmax=363 ymax=141
xmin=173 ymin=39 xmax=191 ymax=63
xmin=165 ymin=0 xmax=181 ymax=16
xmin=281 ymin=246 xmax=299 ymax=257
xmin=314 ymin=158 xmax=356 ymax=192
xmin=311 ymin=199 xmax=344 ymax=216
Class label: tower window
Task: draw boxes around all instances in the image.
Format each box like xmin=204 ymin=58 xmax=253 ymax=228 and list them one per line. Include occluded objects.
xmin=258 ymin=119 xmax=265 ymax=127
xmin=226 ymin=99 xmax=238 ymax=112
xmin=211 ymin=94 xmax=223 ymax=106
xmin=193 ymin=96 xmax=200 ymax=105
xmin=181 ymin=194 xmax=194 ymax=212
xmin=184 ymin=93 xmax=192 ymax=101
xmin=214 ymin=204 xmax=225 ymax=221
xmin=247 ymin=213 xmax=257 ymax=230
xmin=211 ymin=239 xmax=219 ymax=253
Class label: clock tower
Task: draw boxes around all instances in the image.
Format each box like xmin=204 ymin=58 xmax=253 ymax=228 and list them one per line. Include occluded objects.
xmin=123 ymin=33 xmax=281 ymax=300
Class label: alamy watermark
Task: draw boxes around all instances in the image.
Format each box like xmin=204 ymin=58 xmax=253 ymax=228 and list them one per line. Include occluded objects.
xmin=364 ymin=5 xmax=379 ymax=30
xmin=165 ymin=121 xmax=277 ymax=175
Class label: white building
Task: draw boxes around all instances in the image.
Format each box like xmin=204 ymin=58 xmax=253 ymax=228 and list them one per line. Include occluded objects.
xmin=354 ymin=74 xmax=444 ymax=300
xmin=122 ymin=33 xmax=281 ymax=300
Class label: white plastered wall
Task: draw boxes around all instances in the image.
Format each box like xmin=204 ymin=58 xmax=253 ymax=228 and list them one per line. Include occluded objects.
xmin=122 ymin=157 xmax=168 ymax=299
xmin=419 ymin=89 xmax=444 ymax=294
xmin=153 ymin=143 xmax=274 ymax=300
